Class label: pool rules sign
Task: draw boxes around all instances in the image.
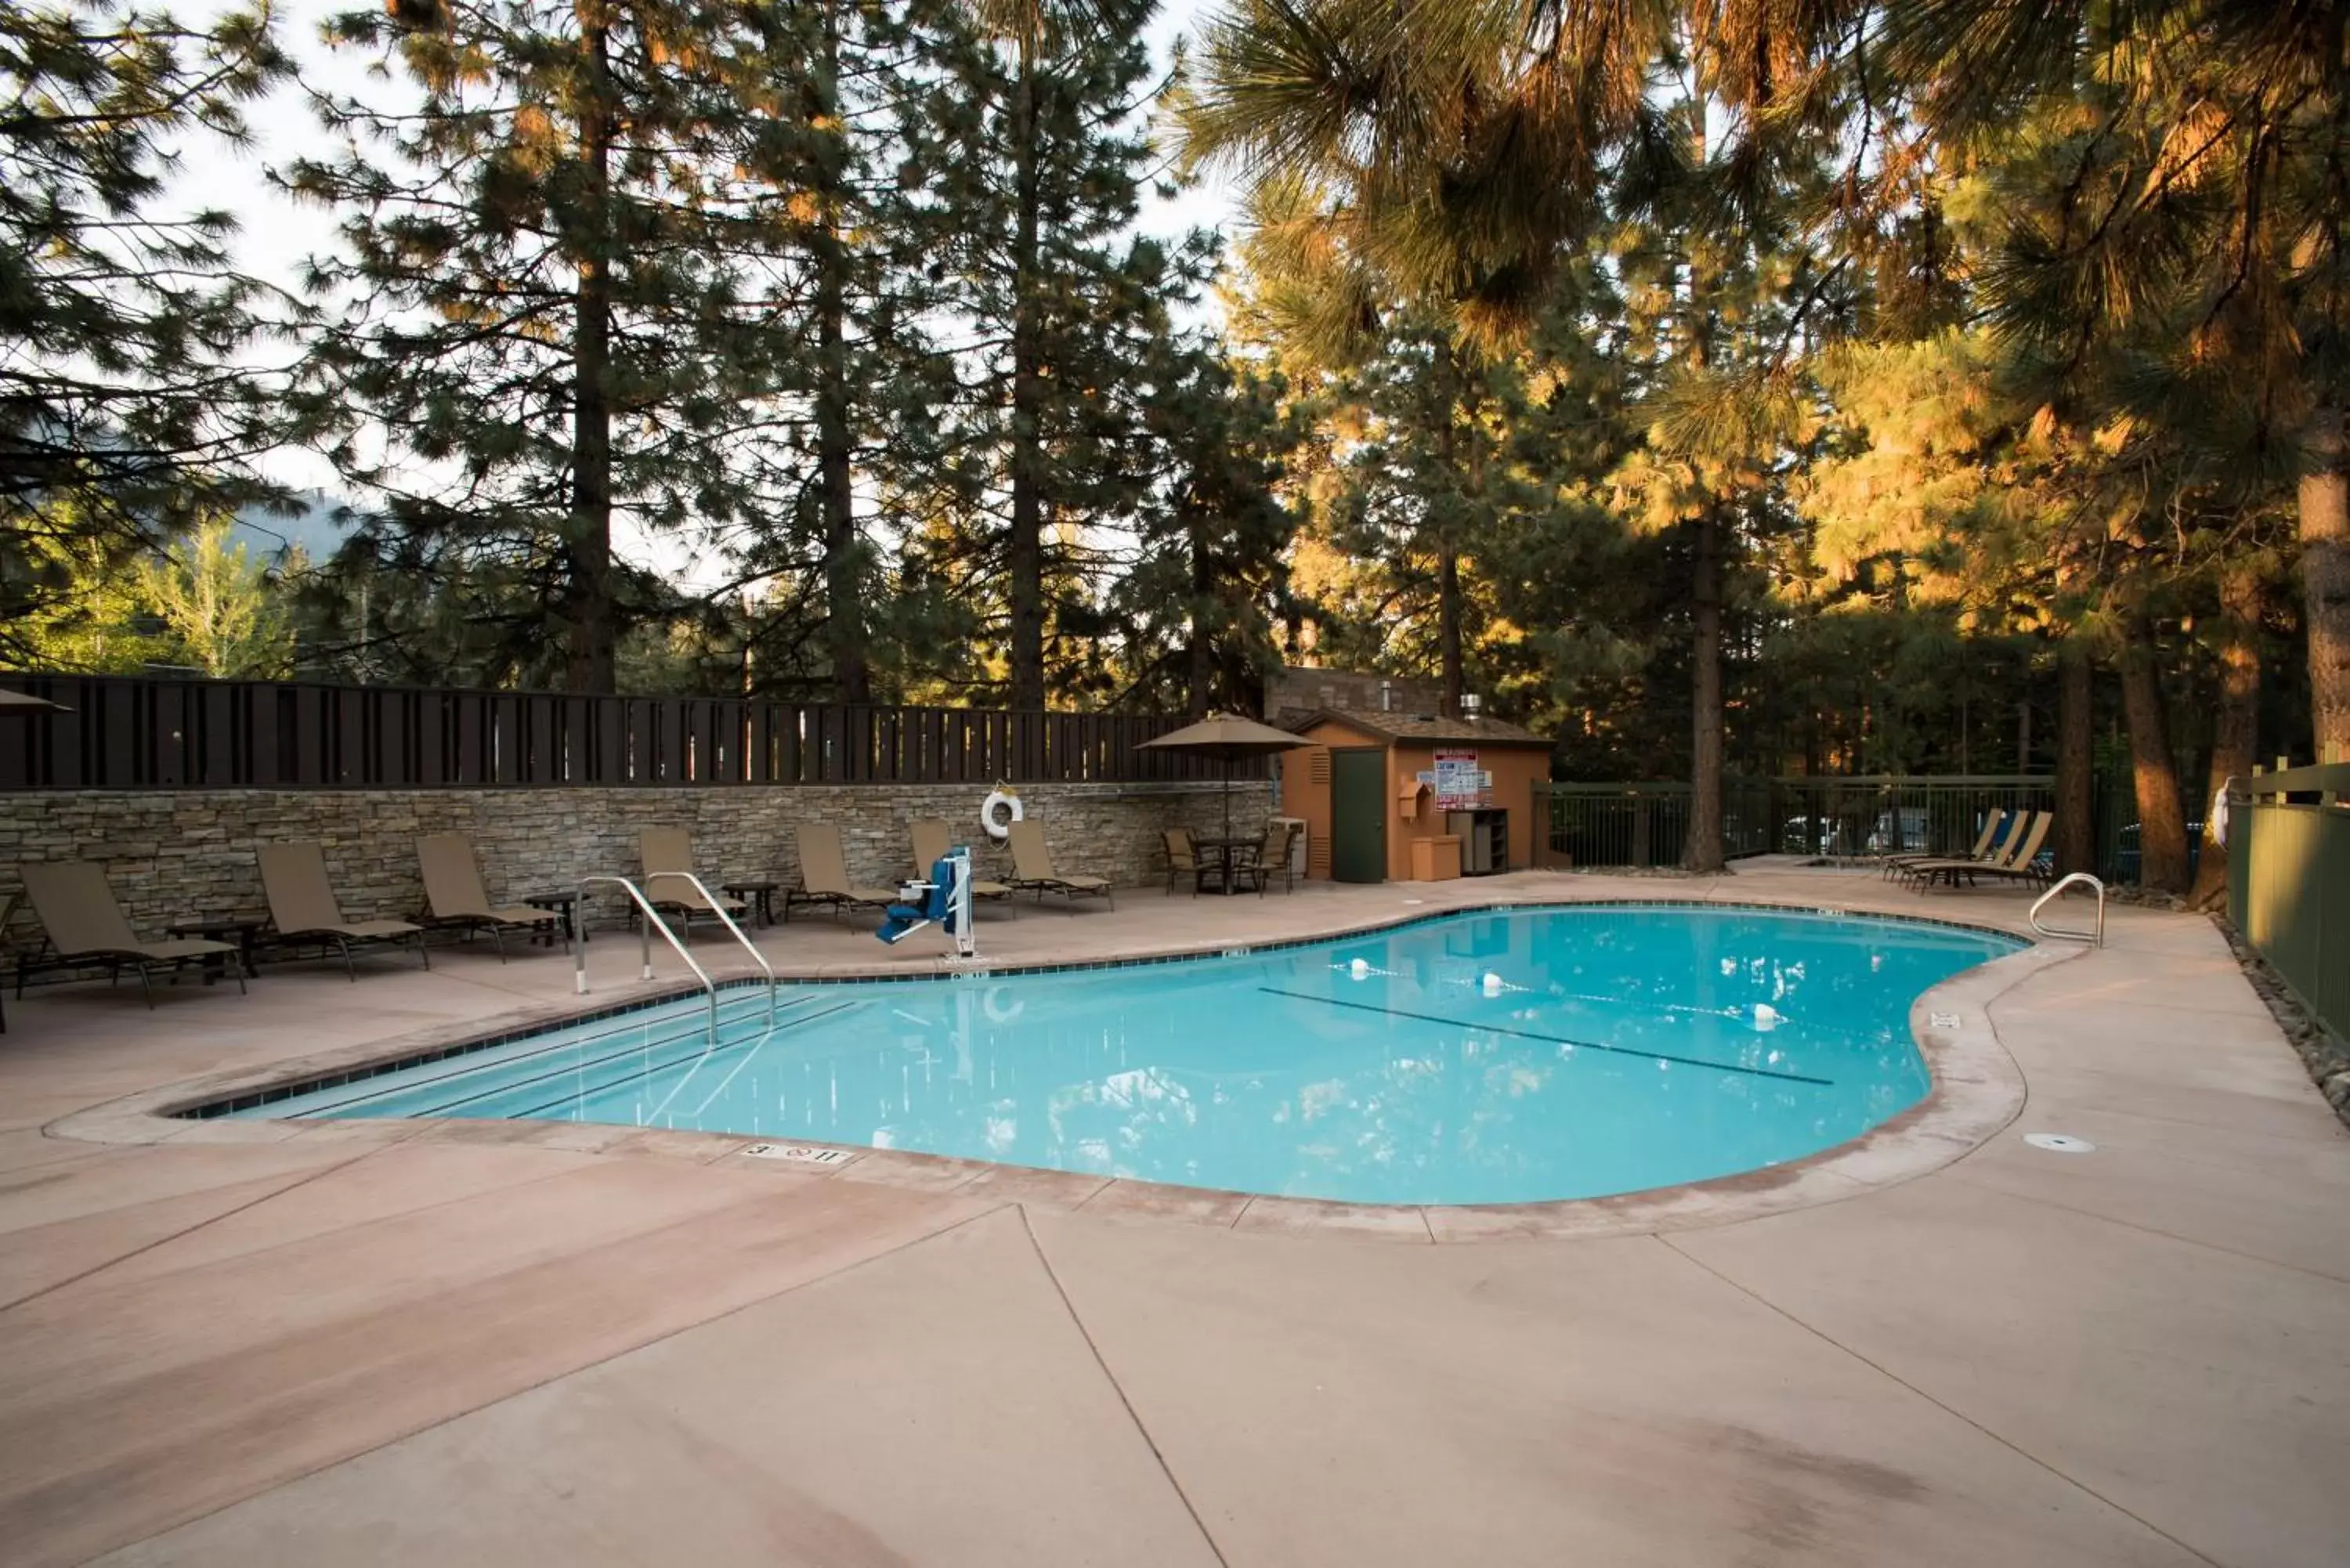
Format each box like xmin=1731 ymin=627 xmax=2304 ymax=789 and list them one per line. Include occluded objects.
xmin=1433 ymin=749 xmax=1488 ymax=810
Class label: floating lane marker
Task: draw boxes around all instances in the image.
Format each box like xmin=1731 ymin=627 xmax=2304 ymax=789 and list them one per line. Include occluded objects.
xmin=1259 ymin=988 xmax=1833 ymax=1086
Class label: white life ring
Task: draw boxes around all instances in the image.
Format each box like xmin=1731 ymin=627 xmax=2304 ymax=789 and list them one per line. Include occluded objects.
xmin=980 ymin=788 xmax=1024 ymax=841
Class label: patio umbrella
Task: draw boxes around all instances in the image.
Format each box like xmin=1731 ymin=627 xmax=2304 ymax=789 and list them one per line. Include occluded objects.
xmin=1138 ymin=712 xmax=1311 ymax=840
xmin=0 ymin=688 xmax=68 ymax=715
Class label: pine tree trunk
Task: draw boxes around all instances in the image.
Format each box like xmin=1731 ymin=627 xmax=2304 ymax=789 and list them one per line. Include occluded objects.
xmin=1006 ymin=39 xmax=1047 ymax=713
xmin=2117 ymin=630 xmax=2190 ymax=893
xmin=564 ymin=15 xmax=617 ymax=695
xmin=2055 ymin=638 xmax=2095 ymax=876
xmin=2302 ymin=402 xmax=2350 ymax=757
xmin=1185 ymin=514 xmax=1213 ymax=720
xmin=1437 ymin=544 xmax=1463 ymax=717
xmin=1680 ymin=511 xmax=1726 ymax=873
xmin=814 ymin=1 xmax=867 ymax=704
xmin=2189 ymin=571 xmax=2264 ymax=906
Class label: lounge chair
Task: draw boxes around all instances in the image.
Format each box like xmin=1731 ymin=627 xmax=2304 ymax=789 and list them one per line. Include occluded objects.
xmin=1162 ymin=827 xmax=1201 ymax=895
xmin=911 ymin=820 xmax=1014 ymax=914
xmin=638 ymin=828 xmax=747 ymax=931
xmin=1910 ymin=811 xmax=2052 ymax=891
xmin=1895 ymin=809 xmax=2032 ymax=888
xmin=1884 ymin=810 xmax=2010 ymax=880
xmin=786 ymin=823 xmax=901 ymax=921
xmin=1005 ymin=819 xmax=1114 ymax=909
xmin=14 ymin=862 xmax=245 ymax=1006
xmin=417 ymin=835 xmax=563 ymax=958
xmin=258 ymin=843 xmax=430 ymax=979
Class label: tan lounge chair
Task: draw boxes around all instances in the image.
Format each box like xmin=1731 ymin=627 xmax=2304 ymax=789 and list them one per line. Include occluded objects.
xmin=1005 ymin=819 xmax=1113 ymax=909
xmin=258 ymin=842 xmax=429 ymax=979
xmin=1910 ymin=811 xmax=2052 ymax=891
xmin=638 ymin=828 xmax=747 ymax=930
xmin=418 ymin=835 xmax=562 ymax=959
xmin=1884 ymin=809 xmax=2008 ymax=879
xmin=15 ymin=862 xmax=244 ymax=1006
xmin=787 ymin=822 xmax=900 ymax=920
xmin=911 ymin=820 xmax=1014 ymax=914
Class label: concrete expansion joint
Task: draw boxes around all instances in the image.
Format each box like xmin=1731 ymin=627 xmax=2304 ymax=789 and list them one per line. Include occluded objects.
xmin=1019 ymin=1205 xmax=1235 ymax=1568
xmin=1650 ymin=1232 xmax=2233 ymax=1568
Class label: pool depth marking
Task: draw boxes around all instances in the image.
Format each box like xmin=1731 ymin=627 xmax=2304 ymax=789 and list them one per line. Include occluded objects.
xmin=1256 ymin=987 xmax=1835 ymax=1086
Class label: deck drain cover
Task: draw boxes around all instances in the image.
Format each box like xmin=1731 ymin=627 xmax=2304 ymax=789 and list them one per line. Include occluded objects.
xmin=741 ymin=1143 xmax=855 ymax=1166
xmin=2023 ymin=1133 xmax=2095 ymax=1154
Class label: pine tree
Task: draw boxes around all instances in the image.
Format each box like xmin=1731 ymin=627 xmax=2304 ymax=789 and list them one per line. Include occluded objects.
xmin=285 ymin=0 xmax=818 ymax=692
xmin=0 ymin=0 xmax=291 ymax=663
xmin=1111 ymin=340 xmax=1301 ymax=717
xmin=911 ymin=0 xmax=1211 ymax=708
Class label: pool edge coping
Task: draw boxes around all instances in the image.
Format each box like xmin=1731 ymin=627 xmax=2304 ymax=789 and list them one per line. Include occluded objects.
xmin=42 ymin=894 xmax=2066 ymax=1243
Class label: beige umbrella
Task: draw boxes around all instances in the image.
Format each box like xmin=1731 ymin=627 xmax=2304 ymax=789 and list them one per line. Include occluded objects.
xmin=1139 ymin=712 xmax=1311 ymax=841
xmin=0 ymin=688 xmax=68 ymax=715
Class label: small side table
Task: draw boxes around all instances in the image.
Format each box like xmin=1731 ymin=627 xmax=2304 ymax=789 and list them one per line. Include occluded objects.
xmin=521 ymin=891 xmax=583 ymax=947
xmin=164 ymin=917 xmax=266 ymax=985
xmin=722 ymin=880 xmax=781 ymax=928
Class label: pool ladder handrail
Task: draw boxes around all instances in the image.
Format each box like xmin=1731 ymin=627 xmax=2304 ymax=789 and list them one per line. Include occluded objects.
xmin=646 ymin=871 xmax=776 ymax=1027
xmin=2030 ymin=871 xmax=2106 ymax=947
xmin=573 ymin=876 xmax=775 ymax=1040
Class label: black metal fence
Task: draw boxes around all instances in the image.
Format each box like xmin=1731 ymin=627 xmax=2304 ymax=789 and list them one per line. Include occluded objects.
xmin=1537 ymin=775 xmax=2063 ymax=869
xmin=0 ymin=674 xmax=1230 ymax=789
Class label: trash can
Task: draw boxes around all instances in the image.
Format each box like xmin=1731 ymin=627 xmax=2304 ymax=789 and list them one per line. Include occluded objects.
xmin=1409 ymin=835 xmax=1462 ymax=881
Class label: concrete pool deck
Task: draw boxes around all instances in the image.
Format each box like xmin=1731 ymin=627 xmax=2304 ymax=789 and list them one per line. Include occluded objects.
xmin=0 ymin=865 xmax=2343 ymax=1566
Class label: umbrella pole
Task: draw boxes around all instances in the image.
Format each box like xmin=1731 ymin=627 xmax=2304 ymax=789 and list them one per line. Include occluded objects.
xmin=1223 ymin=757 xmax=1234 ymax=841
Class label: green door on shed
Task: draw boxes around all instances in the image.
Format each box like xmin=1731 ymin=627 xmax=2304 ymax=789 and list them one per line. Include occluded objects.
xmin=1330 ymin=747 xmax=1386 ymax=883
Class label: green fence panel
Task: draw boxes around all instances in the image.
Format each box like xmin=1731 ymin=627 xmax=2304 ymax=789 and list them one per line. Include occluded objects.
xmin=2230 ymin=763 xmax=2348 ymax=1046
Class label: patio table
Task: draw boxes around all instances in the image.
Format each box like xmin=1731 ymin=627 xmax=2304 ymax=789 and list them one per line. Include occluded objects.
xmin=1191 ymin=834 xmax=1264 ymax=896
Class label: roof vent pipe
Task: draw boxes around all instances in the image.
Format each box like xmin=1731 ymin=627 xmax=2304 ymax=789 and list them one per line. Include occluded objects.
xmin=1462 ymin=693 xmax=1482 ymax=717
xmin=1378 ymin=680 xmax=1393 ymax=711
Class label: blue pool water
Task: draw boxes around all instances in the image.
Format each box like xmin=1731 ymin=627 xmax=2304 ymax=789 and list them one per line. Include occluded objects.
xmin=238 ymin=905 xmax=2020 ymax=1205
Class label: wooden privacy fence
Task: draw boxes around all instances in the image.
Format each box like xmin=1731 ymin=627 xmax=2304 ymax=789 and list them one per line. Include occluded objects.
xmin=0 ymin=674 xmax=1235 ymax=789
xmin=2227 ymin=760 xmax=2348 ymax=1047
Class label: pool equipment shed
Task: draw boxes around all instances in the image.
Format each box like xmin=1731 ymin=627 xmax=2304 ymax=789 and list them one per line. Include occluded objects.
xmin=1276 ymin=709 xmax=1553 ymax=883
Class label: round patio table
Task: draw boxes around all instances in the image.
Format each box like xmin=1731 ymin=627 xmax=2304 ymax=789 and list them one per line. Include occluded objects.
xmin=1191 ymin=835 xmax=1263 ymax=896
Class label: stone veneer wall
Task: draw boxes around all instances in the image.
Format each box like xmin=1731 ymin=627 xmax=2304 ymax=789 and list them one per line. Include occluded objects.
xmin=0 ymin=780 xmax=1272 ymax=936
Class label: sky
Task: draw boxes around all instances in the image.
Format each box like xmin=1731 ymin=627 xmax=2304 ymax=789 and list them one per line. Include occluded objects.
xmin=179 ymin=0 xmax=1242 ymax=573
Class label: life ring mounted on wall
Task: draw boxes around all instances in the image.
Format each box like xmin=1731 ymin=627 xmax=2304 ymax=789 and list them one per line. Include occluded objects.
xmin=980 ymin=785 xmax=1024 ymax=841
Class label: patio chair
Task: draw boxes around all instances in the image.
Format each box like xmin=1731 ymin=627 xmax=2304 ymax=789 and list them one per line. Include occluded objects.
xmin=417 ymin=834 xmax=564 ymax=959
xmin=910 ymin=820 xmax=1014 ymax=914
xmin=14 ymin=862 xmax=245 ymax=1006
xmin=786 ymin=822 xmax=900 ymax=921
xmin=638 ymin=828 xmax=747 ymax=930
xmin=1241 ymin=820 xmax=1301 ymax=895
xmin=1162 ymin=826 xmax=1201 ymax=895
xmin=257 ymin=842 xmax=429 ymax=980
xmin=1910 ymin=811 xmax=2052 ymax=892
xmin=1005 ymin=819 xmax=1114 ymax=909
xmin=1884 ymin=810 xmax=2008 ymax=880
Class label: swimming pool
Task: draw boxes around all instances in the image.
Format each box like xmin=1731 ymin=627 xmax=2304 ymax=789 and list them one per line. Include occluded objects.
xmin=231 ymin=905 xmax=2022 ymax=1205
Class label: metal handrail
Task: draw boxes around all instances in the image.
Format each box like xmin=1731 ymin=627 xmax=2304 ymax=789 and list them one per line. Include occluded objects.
xmin=577 ymin=875 xmax=718 ymax=1040
xmin=645 ymin=871 xmax=776 ymax=1026
xmin=2030 ymin=871 xmax=2106 ymax=947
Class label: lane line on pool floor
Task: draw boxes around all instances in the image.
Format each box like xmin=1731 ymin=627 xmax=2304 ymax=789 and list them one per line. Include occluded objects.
xmin=1256 ymin=988 xmax=1835 ymax=1086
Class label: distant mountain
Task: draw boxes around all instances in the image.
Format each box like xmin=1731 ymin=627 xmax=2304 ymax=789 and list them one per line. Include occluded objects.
xmin=229 ymin=490 xmax=356 ymax=567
